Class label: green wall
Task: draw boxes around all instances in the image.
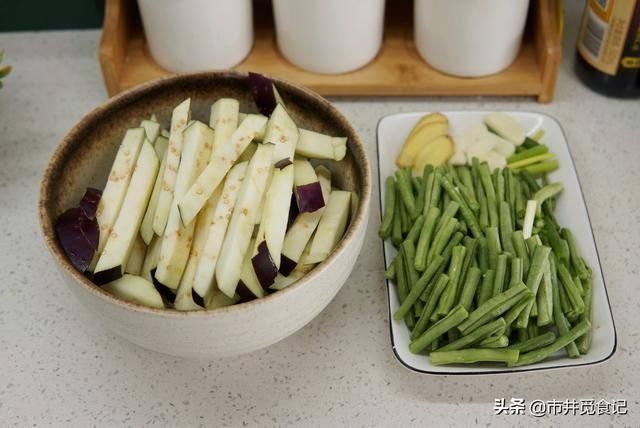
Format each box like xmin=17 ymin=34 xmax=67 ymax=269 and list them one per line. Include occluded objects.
xmin=0 ymin=0 xmax=105 ymax=32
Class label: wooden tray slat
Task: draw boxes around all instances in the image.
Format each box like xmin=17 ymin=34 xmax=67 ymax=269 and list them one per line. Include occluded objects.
xmin=100 ymin=0 xmax=561 ymax=102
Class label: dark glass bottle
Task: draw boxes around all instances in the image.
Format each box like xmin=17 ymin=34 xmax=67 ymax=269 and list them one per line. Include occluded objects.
xmin=575 ymin=0 xmax=640 ymax=98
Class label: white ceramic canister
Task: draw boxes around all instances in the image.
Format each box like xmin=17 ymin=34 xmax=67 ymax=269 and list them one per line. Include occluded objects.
xmin=138 ymin=0 xmax=254 ymax=73
xmin=414 ymin=0 xmax=530 ymax=77
xmin=273 ymin=0 xmax=386 ymax=74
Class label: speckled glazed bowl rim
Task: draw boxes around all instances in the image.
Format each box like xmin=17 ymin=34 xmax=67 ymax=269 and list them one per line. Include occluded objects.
xmin=39 ymin=71 xmax=371 ymax=318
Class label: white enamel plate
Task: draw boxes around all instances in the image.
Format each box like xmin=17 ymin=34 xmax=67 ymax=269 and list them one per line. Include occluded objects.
xmin=377 ymin=111 xmax=616 ymax=374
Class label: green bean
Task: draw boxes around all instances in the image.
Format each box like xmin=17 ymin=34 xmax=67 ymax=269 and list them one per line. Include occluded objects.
xmin=536 ymin=261 xmax=553 ymax=327
xmin=509 ymin=257 xmax=523 ymax=289
xmin=511 ymin=231 xmax=530 ymax=275
xmin=412 ymin=176 xmax=421 ymax=194
xmin=551 ymin=261 xmax=580 ymax=357
xmin=508 ymin=320 xmax=591 ymax=367
xmin=492 ymin=254 xmax=509 ymax=297
xmin=476 ymin=178 xmax=489 ymax=229
xmin=459 ymin=185 xmax=480 ymax=215
xmin=504 ymin=168 xmax=516 ymax=229
xmin=459 ymin=282 xmax=530 ymax=334
xmin=561 ymin=228 xmax=590 ymax=279
xmin=440 ymin=318 xmax=506 ymax=352
xmin=533 ymin=183 xmax=563 ymax=216
xmin=420 ymin=263 xmax=447 ymax=302
xmin=399 ymin=194 xmax=410 ymax=234
xmin=394 ymin=255 xmax=445 ymax=321
xmin=526 ymin=234 xmax=541 ymax=254
xmin=544 ymin=221 xmax=570 ymax=264
xmin=412 ymin=274 xmax=450 ymax=339
xmin=499 ymin=201 xmax=515 ymax=255
xmin=394 ymin=251 xmax=415 ymax=328
xmin=410 ymin=305 xmax=469 ymax=354
xmin=503 ymin=294 xmax=533 ymax=327
xmin=496 ymin=170 xmax=505 ymax=204
xmin=477 ymin=238 xmax=489 ymax=271
xmin=440 ymin=232 xmax=465 ymax=267
xmin=508 ymin=331 xmax=556 ymax=353
xmin=508 ymin=144 xmax=549 ymax=164
xmin=422 ymin=171 xmax=435 ymax=216
xmin=479 ymin=163 xmax=499 ymax=228
xmin=435 ymin=200 xmax=460 ymax=231
xmin=440 ymin=175 xmax=483 ymax=239
xmin=458 ymin=267 xmax=482 ymax=311
xmin=430 ymin=348 xmax=519 ymax=365
xmin=457 ymin=237 xmax=478 ymax=296
xmin=395 ymin=169 xmax=416 ymax=218
xmin=384 ymin=257 xmax=397 ymax=280
xmin=391 ymin=186 xmax=403 ymax=246
xmin=458 ymin=166 xmax=475 ymax=198
xmin=429 ymin=173 xmax=442 ymax=212
xmin=485 ymin=227 xmax=502 ymax=270
xmin=519 ymin=169 xmax=541 ymax=193
xmin=558 ymin=263 xmax=585 ymax=315
xmin=526 ymin=321 xmax=539 ymax=338
xmin=414 ymin=207 xmax=441 ymax=271
xmin=558 ymin=275 xmax=571 ymax=315
xmin=406 ymin=214 xmax=425 ymax=245
xmin=479 ymin=335 xmax=509 ymax=348
xmin=516 ymin=328 xmax=529 ymax=343
xmin=413 ymin=300 xmax=424 ymax=319
xmin=476 ymin=269 xmax=495 ymax=306
xmin=576 ymin=276 xmax=593 ymax=354
xmin=435 ymin=246 xmax=467 ymax=316
xmin=515 ymin=245 xmax=551 ymax=328
xmin=413 ymin=177 xmax=427 ymax=219
xmin=514 ymin=179 xmax=525 ymax=226
xmin=379 ymin=176 xmax=396 ymax=239
xmin=401 ymin=240 xmax=419 ymax=287
xmin=427 ymin=217 xmax=459 ymax=264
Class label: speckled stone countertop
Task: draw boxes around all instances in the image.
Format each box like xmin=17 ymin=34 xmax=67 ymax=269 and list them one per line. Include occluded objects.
xmin=1 ymin=4 xmax=639 ymax=427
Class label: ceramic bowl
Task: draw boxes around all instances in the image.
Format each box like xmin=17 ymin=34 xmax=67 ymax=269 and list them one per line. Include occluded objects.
xmin=39 ymin=72 xmax=371 ymax=358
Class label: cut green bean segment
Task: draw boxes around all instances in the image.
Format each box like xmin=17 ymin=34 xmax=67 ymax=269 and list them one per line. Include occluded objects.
xmin=435 ymin=201 xmax=460 ymax=232
xmin=435 ymin=246 xmax=467 ymax=316
xmin=391 ymin=187 xmax=403 ymax=246
xmin=558 ymin=263 xmax=585 ymax=315
xmin=508 ymin=320 xmax=591 ymax=367
xmin=492 ymin=254 xmax=509 ymax=297
xmin=394 ymin=255 xmax=444 ymax=321
xmin=478 ymin=238 xmax=489 ymax=271
xmin=379 ymin=176 xmax=396 ymax=239
xmin=509 ymin=257 xmax=523 ymax=288
xmin=516 ymin=245 xmax=551 ymax=329
xmin=485 ymin=227 xmax=501 ymax=269
xmin=551 ymin=272 xmax=579 ymax=357
xmin=458 ymin=167 xmax=475 ymax=197
xmin=511 ymin=231 xmax=530 ymax=274
xmin=439 ymin=233 xmax=464 ymax=267
xmin=499 ymin=201 xmax=515 ymax=255
xmin=440 ymin=318 xmax=506 ymax=352
xmin=459 ymin=282 xmax=530 ymax=334
xmin=508 ymin=331 xmax=556 ymax=353
xmin=429 ymin=173 xmax=442 ymax=211
xmin=477 ymin=179 xmax=489 ymax=229
xmin=401 ymin=241 xmax=419 ymax=289
xmin=577 ymin=276 xmax=593 ymax=354
xmin=536 ymin=261 xmax=554 ymax=327
xmin=477 ymin=269 xmax=495 ymax=306
xmin=422 ymin=171 xmax=435 ymax=216
xmin=440 ymin=175 xmax=483 ymax=239
xmin=414 ymin=207 xmax=441 ymax=271
xmin=395 ymin=169 xmax=416 ymax=217
xmin=430 ymin=348 xmax=519 ymax=365
xmin=427 ymin=217 xmax=458 ymax=264
xmin=458 ymin=267 xmax=482 ymax=311
xmin=412 ymin=274 xmax=450 ymax=339
xmin=457 ymin=237 xmax=478 ymax=296
xmin=399 ymin=195 xmax=410 ymax=234
xmin=496 ymin=171 xmax=505 ymax=204
xmin=479 ymin=163 xmax=499 ymax=228
xmin=533 ymin=182 xmax=563 ymax=215
xmin=410 ymin=305 xmax=469 ymax=354
xmin=384 ymin=258 xmax=397 ymax=280
xmin=561 ymin=228 xmax=590 ymax=279
xmin=414 ymin=177 xmax=427 ymax=219
xmin=406 ymin=214 xmax=425 ymax=245
xmin=544 ymin=221 xmax=570 ymax=264
xmin=479 ymin=335 xmax=509 ymax=348
xmin=394 ymin=252 xmax=415 ymax=328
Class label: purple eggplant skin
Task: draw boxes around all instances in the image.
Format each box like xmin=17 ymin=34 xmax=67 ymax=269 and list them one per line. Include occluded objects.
xmin=56 ymin=207 xmax=99 ymax=273
xmin=274 ymin=158 xmax=293 ymax=170
xmin=279 ymin=254 xmax=297 ymax=277
xmin=287 ymin=193 xmax=299 ymax=230
xmin=295 ymin=182 xmax=325 ymax=213
xmin=251 ymin=241 xmax=278 ymax=289
xmin=79 ymin=187 xmax=102 ymax=220
xmin=236 ymin=281 xmax=257 ymax=303
xmin=248 ymin=72 xmax=277 ymax=116
xmin=150 ymin=268 xmax=176 ymax=304
xmin=92 ymin=265 xmax=123 ymax=286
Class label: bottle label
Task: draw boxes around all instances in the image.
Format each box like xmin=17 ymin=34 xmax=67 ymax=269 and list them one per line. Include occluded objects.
xmin=577 ymin=0 xmax=638 ymax=75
